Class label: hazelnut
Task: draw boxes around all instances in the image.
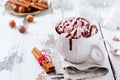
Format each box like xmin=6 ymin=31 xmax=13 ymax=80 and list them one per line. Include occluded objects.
xmin=11 ymin=4 xmax=19 ymax=12
xmin=32 ymin=0 xmax=38 ymax=3
xmin=9 ymin=20 xmax=16 ymax=28
xmin=26 ymin=15 xmax=34 ymax=22
xmin=26 ymin=7 xmax=32 ymax=12
xmin=38 ymin=0 xmax=46 ymax=4
xmin=26 ymin=0 xmax=31 ymax=1
xmin=20 ymin=0 xmax=31 ymax=2
xmin=18 ymin=7 xmax=25 ymax=13
xmin=18 ymin=25 xmax=26 ymax=33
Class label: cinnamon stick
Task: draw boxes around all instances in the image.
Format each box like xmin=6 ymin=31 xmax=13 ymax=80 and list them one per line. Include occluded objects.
xmin=20 ymin=0 xmax=44 ymax=10
xmin=41 ymin=60 xmax=50 ymax=70
xmin=35 ymin=3 xmax=48 ymax=9
xmin=32 ymin=47 xmax=55 ymax=73
xmin=32 ymin=48 xmax=53 ymax=70
xmin=41 ymin=64 xmax=55 ymax=73
xmin=32 ymin=47 xmax=42 ymax=57
xmin=42 ymin=65 xmax=55 ymax=73
xmin=8 ymin=0 xmax=29 ymax=8
xmin=47 ymin=62 xmax=55 ymax=70
xmin=41 ymin=65 xmax=50 ymax=73
xmin=30 ymin=3 xmax=44 ymax=10
xmin=32 ymin=50 xmax=40 ymax=60
xmin=33 ymin=47 xmax=49 ymax=62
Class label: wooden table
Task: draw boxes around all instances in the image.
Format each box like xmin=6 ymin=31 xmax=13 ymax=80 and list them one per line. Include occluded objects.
xmin=0 ymin=0 xmax=120 ymax=80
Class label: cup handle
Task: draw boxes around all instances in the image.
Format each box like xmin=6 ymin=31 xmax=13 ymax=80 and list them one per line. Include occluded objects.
xmin=90 ymin=45 xmax=105 ymax=65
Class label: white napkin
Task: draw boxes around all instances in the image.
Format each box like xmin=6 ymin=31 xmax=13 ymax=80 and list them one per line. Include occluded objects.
xmin=41 ymin=34 xmax=109 ymax=80
xmin=62 ymin=59 xmax=108 ymax=79
xmin=51 ymin=52 xmax=108 ymax=80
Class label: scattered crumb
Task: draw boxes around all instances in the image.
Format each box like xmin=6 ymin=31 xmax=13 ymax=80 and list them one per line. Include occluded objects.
xmin=36 ymin=72 xmax=47 ymax=80
xmin=116 ymin=27 xmax=120 ymax=30
xmin=112 ymin=37 xmax=120 ymax=42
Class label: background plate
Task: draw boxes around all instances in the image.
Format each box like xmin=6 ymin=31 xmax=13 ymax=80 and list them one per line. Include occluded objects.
xmin=5 ymin=2 xmax=48 ymax=16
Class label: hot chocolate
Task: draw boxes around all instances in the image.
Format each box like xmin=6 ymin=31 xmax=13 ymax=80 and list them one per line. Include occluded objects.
xmin=55 ymin=17 xmax=98 ymax=50
xmin=55 ymin=17 xmax=98 ymax=39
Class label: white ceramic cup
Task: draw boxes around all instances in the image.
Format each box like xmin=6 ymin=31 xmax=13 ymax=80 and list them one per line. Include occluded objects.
xmin=55 ymin=21 xmax=105 ymax=64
